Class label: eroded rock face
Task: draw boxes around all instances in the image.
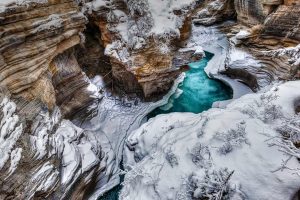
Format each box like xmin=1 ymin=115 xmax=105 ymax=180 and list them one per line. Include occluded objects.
xmin=234 ymin=0 xmax=300 ymax=41
xmin=0 ymin=93 xmax=103 ymax=199
xmin=0 ymin=0 xmax=89 ymax=114
xmin=51 ymin=49 xmax=97 ymax=118
xmin=0 ymin=1 xmax=104 ymax=199
xmin=90 ymin=0 xmax=204 ymax=98
xmin=194 ymin=0 xmax=300 ymax=90
xmin=193 ymin=0 xmax=236 ymax=26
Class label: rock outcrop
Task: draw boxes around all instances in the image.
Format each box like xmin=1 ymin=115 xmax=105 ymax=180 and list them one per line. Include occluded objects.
xmin=0 ymin=0 xmax=94 ymax=116
xmin=193 ymin=0 xmax=300 ymax=90
xmin=90 ymin=0 xmax=205 ymax=98
xmin=0 ymin=1 xmax=103 ymax=199
xmin=0 ymin=93 xmax=104 ymax=199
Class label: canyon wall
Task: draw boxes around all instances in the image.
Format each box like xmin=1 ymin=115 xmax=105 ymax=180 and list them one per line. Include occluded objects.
xmin=0 ymin=1 xmax=104 ymax=199
xmin=0 ymin=0 xmax=299 ymax=199
xmin=226 ymin=0 xmax=300 ymax=89
xmin=90 ymin=0 xmax=205 ymax=98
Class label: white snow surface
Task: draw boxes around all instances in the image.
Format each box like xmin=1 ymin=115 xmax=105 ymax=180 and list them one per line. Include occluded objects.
xmin=75 ymin=74 xmax=185 ymax=199
xmin=122 ymin=81 xmax=300 ymax=200
xmin=0 ymin=97 xmax=23 ymax=174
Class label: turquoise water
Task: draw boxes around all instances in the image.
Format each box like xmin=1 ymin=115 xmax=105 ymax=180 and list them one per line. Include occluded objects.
xmin=98 ymin=52 xmax=232 ymax=200
xmin=148 ymin=51 xmax=232 ymax=118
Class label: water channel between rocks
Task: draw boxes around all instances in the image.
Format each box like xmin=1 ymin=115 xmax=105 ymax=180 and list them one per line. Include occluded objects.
xmin=98 ymin=51 xmax=233 ymax=200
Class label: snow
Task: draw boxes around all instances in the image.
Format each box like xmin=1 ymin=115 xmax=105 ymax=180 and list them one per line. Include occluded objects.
xmin=0 ymin=97 xmax=23 ymax=170
xmin=91 ymin=0 xmax=107 ymax=10
xmin=27 ymin=161 xmax=59 ymax=198
xmin=0 ymin=0 xmax=48 ymax=13
xmin=32 ymin=14 xmax=63 ymax=33
xmin=147 ymin=0 xmax=196 ymax=35
xmin=75 ymin=74 xmax=185 ymax=199
xmin=183 ymin=23 xmax=253 ymax=103
xmin=235 ymin=30 xmax=251 ymax=40
xmin=7 ymin=148 xmax=22 ymax=177
xmin=0 ymin=0 xmax=47 ymax=6
xmin=54 ymin=120 xmax=100 ymax=185
xmin=91 ymin=75 xmax=106 ymax=89
xmin=30 ymin=127 xmax=49 ymax=160
xmin=122 ymin=81 xmax=300 ymax=200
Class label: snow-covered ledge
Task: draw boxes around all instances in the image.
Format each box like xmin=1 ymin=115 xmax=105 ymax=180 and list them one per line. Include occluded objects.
xmin=185 ymin=22 xmax=253 ymax=102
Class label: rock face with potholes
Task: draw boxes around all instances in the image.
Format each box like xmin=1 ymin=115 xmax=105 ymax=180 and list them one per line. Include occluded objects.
xmin=0 ymin=0 xmax=299 ymax=199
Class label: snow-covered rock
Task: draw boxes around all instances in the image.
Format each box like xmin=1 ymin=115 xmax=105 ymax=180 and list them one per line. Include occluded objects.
xmin=122 ymin=81 xmax=300 ymax=200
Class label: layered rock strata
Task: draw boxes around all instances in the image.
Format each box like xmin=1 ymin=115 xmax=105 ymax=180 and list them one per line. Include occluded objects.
xmin=0 ymin=0 xmax=93 ymax=115
xmin=193 ymin=0 xmax=300 ymax=90
xmin=0 ymin=1 xmax=104 ymax=199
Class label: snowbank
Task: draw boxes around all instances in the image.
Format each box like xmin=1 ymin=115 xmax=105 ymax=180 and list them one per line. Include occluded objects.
xmin=122 ymin=81 xmax=300 ymax=200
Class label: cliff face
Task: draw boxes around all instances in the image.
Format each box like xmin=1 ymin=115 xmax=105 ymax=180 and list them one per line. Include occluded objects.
xmin=0 ymin=0 xmax=96 ymax=116
xmin=220 ymin=0 xmax=300 ymax=89
xmin=0 ymin=1 xmax=103 ymax=199
xmin=234 ymin=0 xmax=300 ymax=40
xmin=90 ymin=0 xmax=204 ymax=98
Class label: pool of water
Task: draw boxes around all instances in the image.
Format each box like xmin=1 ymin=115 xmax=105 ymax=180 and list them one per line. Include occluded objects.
xmin=98 ymin=51 xmax=232 ymax=200
xmin=147 ymin=51 xmax=232 ymax=118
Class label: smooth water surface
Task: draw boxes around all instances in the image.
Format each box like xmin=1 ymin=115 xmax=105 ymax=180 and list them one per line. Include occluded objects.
xmin=148 ymin=51 xmax=232 ymax=118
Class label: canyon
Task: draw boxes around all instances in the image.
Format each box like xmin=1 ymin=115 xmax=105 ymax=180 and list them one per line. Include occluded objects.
xmin=0 ymin=0 xmax=299 ymax=199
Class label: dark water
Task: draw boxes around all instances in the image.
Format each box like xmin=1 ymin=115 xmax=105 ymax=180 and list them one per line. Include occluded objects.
xmin=98 ymin=52 xmax=232 ymax=200
xmin=148 ymin=51 xmax=232 ymax=118
xmin=98 ymin=184 xmax=122 ymax=200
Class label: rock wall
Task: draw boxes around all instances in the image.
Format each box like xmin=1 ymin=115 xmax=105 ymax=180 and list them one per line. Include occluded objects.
xmin=0 ymin=94 xmax=104 ymax=199
xmin=90 ymin=0 xmax=204 ymax=99
xmin=205 ymin=0 xmax=300 ymax=90
xmin=234 ymin=0 xmax=300 ymax=41
xmin=0 ymin=0 xmax=92 ymax=115
xmin=0 ymin=1 xmax=104 ymax=199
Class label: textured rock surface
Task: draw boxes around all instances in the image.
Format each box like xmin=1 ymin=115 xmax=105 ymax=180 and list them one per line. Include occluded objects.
xmin=51 ymin=49 xmax=98 ymax=117
xmin=193 ymin=0 xmax=236 ymax=26
xmin=90 ymin=0 xmax=204 ymax=98
xmin=193 ymin=0 xmax=300 ymax=90
xmin=0 ymin=1 xmax=104 ymax=199
xmin=0 ymin=0 xmax=90 ymax=114
xmin=0 ymin=93 xmax=103 ymax=199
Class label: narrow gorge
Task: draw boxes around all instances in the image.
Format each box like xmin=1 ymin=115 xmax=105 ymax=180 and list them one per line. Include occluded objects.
xmin=0 ymin=0 xmax=299 ymax=200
